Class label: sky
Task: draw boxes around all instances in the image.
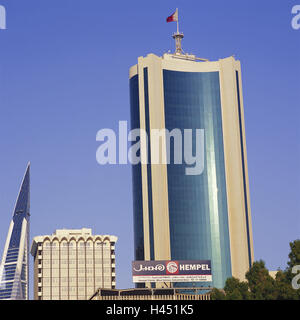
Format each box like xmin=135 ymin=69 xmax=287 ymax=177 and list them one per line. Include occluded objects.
xmin=0 ymin=0 xmax=299 ymax=299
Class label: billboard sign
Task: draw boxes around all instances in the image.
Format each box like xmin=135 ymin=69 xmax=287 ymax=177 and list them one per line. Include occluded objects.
xmin=132 ymin=260 xmax=212 ymax=283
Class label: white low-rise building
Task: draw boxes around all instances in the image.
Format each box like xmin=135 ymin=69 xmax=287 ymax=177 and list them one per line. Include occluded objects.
xmin=30 ymin=228 xmax=117 ymax=300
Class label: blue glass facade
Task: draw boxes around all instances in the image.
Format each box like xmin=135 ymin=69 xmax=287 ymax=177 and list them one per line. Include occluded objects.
xmin=143 ymin=68 xmax=155 ymax=261
xmin=162 ymin=70 xmax=232 ymax=289
xmin=130 ymin=66 xmax=235 ymax=290
xmin=130 ymin=75 xmax=144 ymax=262
xmin=0 ymin=165 xmax=30 ymax=300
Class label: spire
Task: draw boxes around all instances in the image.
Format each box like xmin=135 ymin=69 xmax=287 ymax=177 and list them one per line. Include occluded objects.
xmin=167 ymin=9 xmax=184 ymax=54
xmin=172 ymin=8 xmax=184 ymax=54
xmin=166 ymin=9 xmax=209 ymax=61
xmin=13 ymin=162 xmax=30 ymax=220
xmin=173 ymin=32 xmax=184 ymax=55
xmin=0 ymin=163 xmax=30 ymax=300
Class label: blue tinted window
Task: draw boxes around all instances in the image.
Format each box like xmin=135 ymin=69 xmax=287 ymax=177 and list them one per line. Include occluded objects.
xmin=143 ymin=68 xmax=155 ymax=261
xmin=163 ymin=70 xmax=232 ymax=289
xmin=130 ymin=74 xmax=144 ymax=261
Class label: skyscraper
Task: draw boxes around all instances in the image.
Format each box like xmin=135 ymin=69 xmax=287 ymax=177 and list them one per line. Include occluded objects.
xmin=129 ymin=29 xmax=254 ymax=289
xmin=31 ymin=228 xmax=117 ymax=300
xmin=0 ymin=163 xmax=30 ymax=300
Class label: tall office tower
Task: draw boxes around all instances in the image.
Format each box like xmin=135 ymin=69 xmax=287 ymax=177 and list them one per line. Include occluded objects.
xmin=0 ymin=163 xmax=30 ymax=300
xmin=30 ymin=228 xmax=117 ymax=300
xmin=129 ymin=30 xmax=254 ymax=289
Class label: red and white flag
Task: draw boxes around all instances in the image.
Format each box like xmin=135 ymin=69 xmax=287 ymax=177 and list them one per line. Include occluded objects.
xmin=166 ymin=9 xmax=178 ymax=23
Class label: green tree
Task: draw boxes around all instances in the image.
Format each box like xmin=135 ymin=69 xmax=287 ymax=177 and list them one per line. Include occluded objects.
xmin=210 ymin=287 xmax=226 ymax=300
xmin=287 ymin=240 xmax=300 ymax=270
xmin=274 ymin=239 xmax=300 ymax=299
xmin=273 ymin=269 xmax=298 ymax=300
xmin=223 ymin=277 xmax=250 ymax=300
xmin=285 ymin=240 xmax=300 ymax=283
xmin=210 ymin=240 xmax=300 ymax=300
xmin=245 ymin=260 xmax=275 ymax=300
xmin=210 ymin=277 xmax=250 ymax=300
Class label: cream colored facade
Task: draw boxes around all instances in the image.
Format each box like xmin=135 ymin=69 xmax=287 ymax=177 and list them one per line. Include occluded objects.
xmin=130 ymin=52 xmax=254 ymax=286
xmin=30 ymin=228 xmax=117 ymax=300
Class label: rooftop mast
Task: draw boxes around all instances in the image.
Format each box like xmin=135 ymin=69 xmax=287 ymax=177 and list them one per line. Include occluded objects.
xmin=172 ymin=8 xmax=184 ymax=54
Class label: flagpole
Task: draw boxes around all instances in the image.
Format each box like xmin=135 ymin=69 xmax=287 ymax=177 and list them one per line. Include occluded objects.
xmin=176 ymin=8 xmax=179 ymax=33
xmin=169 ymin=8 xmax=184 ymax=54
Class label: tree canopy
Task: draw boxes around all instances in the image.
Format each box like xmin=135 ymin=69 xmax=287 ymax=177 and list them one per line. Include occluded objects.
xmin=210 ymin=239 xmax=300 ymax=300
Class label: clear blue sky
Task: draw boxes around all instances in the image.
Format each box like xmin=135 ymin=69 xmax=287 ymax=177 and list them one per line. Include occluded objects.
xmin=0 ymin=0 xmax=299 ymax=298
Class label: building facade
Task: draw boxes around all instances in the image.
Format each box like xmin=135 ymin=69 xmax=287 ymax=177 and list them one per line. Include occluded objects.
xmin=30 ymin=228 xmax=117 ymax=300
xmin=0 ymin=163 xmax=30 ymax=300
xmin=90 ymin=287 xmax=211 ymax=300
xmin=129 ymin=51 xmax=254 ymax=289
